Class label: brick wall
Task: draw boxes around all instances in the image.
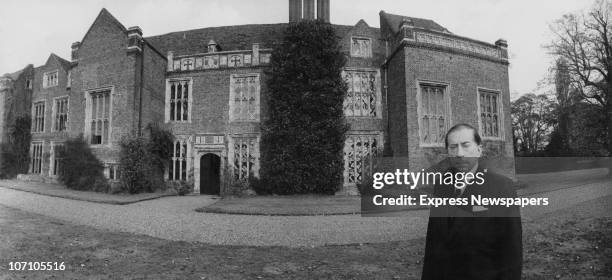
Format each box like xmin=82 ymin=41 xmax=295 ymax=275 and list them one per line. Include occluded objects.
xmin=385 ymin=51 xmax=408 ymax=157
xmin=0 ymin=65 xmax=33 ymax=144
xmin=339 ymin=21 xmax=386 ymax=135
xmin=402 ymin=45 xmax=515 ymax=178
xmin=30 ymin=57 xmax=70 ymax=176
xmin=69 ymin=10 xmax=137 ymax=165
xmin=140 ymin=44 xmax=167 ymax=130
xmin=166 ymin=67 xmax=267 ymax=136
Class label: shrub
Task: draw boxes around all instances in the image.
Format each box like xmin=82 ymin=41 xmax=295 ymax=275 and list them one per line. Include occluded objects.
xmin=119 ymin=137 xmax=162 ymax=194
xmin=166 ymin=180 xmax=193 ymax=196
xmin=58 ymin=136 xmax=108 ymax=191
xmin=228 ymin=178 xmax=250 ymax=196
xmin=0 ymin=115 xmax=31 ymax=178
xmin=146 ymin=123 xmax=174 ymax=174
xmin=356 ymin=175 xmax=375 ymax=196
xmin=259 ymin=19 xmax=348 ymax=195
xmin=221 ymin=167 xmax=259 ymax=196
xmin=118 ymin=124 xmax=174 ymax=194
xmin=247 ymin=175 xmax=262 ymax=195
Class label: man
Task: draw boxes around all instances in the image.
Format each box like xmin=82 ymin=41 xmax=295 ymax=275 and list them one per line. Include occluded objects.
xmin=421 ymin=123 xmax=522 ymax=280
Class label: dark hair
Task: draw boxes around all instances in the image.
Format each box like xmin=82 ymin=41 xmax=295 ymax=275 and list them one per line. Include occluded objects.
xmin=445 ymin=123 xmax=482 ymax=148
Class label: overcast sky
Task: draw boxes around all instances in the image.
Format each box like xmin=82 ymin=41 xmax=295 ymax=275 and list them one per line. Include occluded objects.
xmin=0 ymin=0 xmax=593 ymax=96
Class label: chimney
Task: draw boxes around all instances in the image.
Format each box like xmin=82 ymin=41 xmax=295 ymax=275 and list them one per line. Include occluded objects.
xmin=167 ymin=51 xmax=174 ymax=71
xmin=290 ymin=0 xmax=330 ymax=22
xmin=127 ymin=26 xmax=143 ymax=53
xmin=317 ymin=0 xmax=330 ymax=22
xmin=399 ymin=18 xmax=414 ymax=30
xmin=289 ymin=0 xmax=302 ymax=22
xmin=208 ymin=39 xmax=218 ymax=53
xmin=71 ymin=41 xmax=80 ymax=62
xmin=303 ymin=0 xmax=315 ymax=20
xmin=495 ymin=39 xmax=509 ymax=62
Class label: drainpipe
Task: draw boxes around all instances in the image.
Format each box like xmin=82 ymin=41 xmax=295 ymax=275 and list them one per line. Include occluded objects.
xmin=138 ymin=46 xmax=144 ymax=136
xmin=127 ymin=26 xmax=145 ymax=137
xmin=382 ymin=39 xmax=393 ymax=157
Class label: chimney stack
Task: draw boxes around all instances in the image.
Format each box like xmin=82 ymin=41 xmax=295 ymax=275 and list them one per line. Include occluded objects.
xmin=303 ymin=0 xmax=315 ymax=20
xmin=289 ymin=0 xmax=330 ymax=23
xmin=317 ymin=0 xmax=330 ymax=23
xmin=127 ymin=26 xmax=143 ymax=53
xmin=289 ymin=0 xmax=301 ymax=22
xmin=71 ymin=41 xmax=80 ymax=61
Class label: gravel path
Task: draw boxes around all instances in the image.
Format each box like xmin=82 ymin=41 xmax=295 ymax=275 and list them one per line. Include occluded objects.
xmin=0 ymin=189 xmax=427 ymax=247
xmin=0 ymin=179 xmax=610 ymax=247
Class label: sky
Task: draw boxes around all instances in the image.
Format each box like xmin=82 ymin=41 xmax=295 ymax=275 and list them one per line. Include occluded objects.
xmin=0 ymin=0 xmax=594 ymax=96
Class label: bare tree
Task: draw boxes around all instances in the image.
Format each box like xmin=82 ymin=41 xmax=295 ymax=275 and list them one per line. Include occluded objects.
xmin=512 ymin=94 xmax=557 ymax=155
xmin=548 ymin=0 xmax=612 ymax=154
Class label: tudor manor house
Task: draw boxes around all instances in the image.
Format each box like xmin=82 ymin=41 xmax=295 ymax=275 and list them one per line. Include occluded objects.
xmin=0 ymin=0 xmax=515 ymax=195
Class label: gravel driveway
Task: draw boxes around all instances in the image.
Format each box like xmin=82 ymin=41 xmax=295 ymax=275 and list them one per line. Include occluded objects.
xmin=0 ymin=179 xmax=610 ymax=247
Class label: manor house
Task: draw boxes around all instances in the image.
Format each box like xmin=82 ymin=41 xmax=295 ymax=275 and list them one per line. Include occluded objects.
xmin=0 ymin=0 xmax=515 ymax=195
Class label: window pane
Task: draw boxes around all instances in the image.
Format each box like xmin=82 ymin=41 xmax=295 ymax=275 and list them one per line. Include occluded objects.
xmin=104 ymin=93 xmax=110 ymax=118
xmin=103 ymin=120 xmax=109 ymax=144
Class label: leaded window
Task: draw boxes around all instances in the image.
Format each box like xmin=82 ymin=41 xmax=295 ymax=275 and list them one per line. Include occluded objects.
xmin=232 ymin=137 xmax=258 ymax=180
xmin=50 ymin=143 xmax=64 ymax=176
xmin=89 ymin=90 xmax=110 ymax=145
xmin=31 ymin=142 xmax=43 ymax=174
xmin=229 ymin=74 xmax=260 ymax=121
xmin=107 ymin=163 xmax=121 ymax=181
xmin=53 ymin=97 xmax=69 ymax=132
xmin=43 ymin=70 xmax=58 ymax=88
xmin=418 ymin=83 xmax=449 ymax=146
xmin=479 ymin=89 xmax=501 ymax=138
xmin=66 ymin=70 xmax=71 ymax=88
xmin=169 ymin=140 xmax=188 ymax=181
xmin=32 ymin=102 xmax=45 ymax=132
xmin=344 ymin=135 xmax=379 ymax=184
xmin=168 ymin=80 xmax=191 ymax=122
xmin=342 ymin=70 xmax=379 ymax=117
xmin=350 ymin=37 xmax=372 ymax=58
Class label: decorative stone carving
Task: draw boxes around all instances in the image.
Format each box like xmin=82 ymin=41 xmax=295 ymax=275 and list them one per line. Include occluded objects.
xmin=415 ymin=32 xmax=500 ymax=58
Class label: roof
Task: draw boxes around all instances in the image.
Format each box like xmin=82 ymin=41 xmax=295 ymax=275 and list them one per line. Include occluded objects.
xmin=145 ymin=23 xmax=356 ymax=57
xmin=380 ymin=11 xmax=450 ymax=34
xmin=80 ymin=8 xmax=127 ymax=45
xmin=50 ymin=53 xmax=72 ymax=71
xmin=1 ymin=64 xmax=32 ymax=80
xmin=2 ymin=69 xmax=24 ymax=80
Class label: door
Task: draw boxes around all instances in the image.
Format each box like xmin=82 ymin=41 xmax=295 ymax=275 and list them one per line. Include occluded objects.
xmin=200 ymin=153 xmax=221 ymax=195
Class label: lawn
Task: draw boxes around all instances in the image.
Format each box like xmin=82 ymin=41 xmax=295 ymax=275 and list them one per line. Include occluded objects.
xmin=0 ymin=179 xmax=173 ymax=205
xmin=1 ymin=196 xmax=611 ymax=279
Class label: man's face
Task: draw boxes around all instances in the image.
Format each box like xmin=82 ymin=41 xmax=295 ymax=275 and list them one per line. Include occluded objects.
xmin=447 ymin=128 xmax=482 ymax=172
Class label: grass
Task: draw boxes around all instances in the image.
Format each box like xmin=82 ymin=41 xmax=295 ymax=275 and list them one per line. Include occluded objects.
xmin=0 ymin=179 xmax=173 ymax=205
xmin=1 ymin=195 xmax=611 ymax=279
xmin=196 ymin=194 xmax=363 ymax=215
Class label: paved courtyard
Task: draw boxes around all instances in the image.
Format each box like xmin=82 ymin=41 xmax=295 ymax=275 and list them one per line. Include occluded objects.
xmin=0 ymin=169 xmax=610 ymax=247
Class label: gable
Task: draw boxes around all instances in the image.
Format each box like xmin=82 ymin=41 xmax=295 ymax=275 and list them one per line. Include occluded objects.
xmin=78 ymin=9 xmax=127 ymax=59
xmin=379 ymin=11 xmax=450 ymax=38
xmin=40 ymin=54 xmax=68 ymax=75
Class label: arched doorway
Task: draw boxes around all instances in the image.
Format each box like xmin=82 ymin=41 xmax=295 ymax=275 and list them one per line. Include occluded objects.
xmin=200 ymin=153 xmax=221 ymax=195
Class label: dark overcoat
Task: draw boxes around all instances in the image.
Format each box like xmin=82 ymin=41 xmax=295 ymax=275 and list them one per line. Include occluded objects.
xmin=421 ymin=167 xmax=523 ymax=280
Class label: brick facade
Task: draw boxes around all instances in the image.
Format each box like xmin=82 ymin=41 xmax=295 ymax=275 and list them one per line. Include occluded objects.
xmin=1 ymin=3 xmax=515 ymax=194
xmin=0 ymin=64 xmax=34 ymax=173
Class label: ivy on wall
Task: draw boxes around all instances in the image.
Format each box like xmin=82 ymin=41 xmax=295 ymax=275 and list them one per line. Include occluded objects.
xmin=258 ymin=20 xmax=349 ymax=194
